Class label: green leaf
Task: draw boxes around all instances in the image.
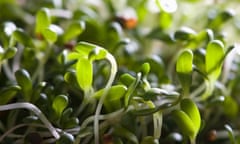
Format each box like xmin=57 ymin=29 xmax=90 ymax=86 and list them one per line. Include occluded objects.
xmin=64 ymin=71 xmax=79 ymax=89
xmin=113 ymin=125 xmax=139 ymax=144
xmin=52 ymin=95 xmax=69 ymax=118
xmin=176 ymin=49 xmax=193 ymax=74
xmin=172 ymin=110 xmax=196 ymax=139
xmin=176 ymin=49 xmax=193 ymax=96
xmin=56 ymin=133 xmax=74 ymax=144
xmin=223 ymin=96 xmax=238 ymax=118
xmin=61 ymin=108 xmax=73 ymax=121
xmin=174 ymin=27 xmax=197 ymax=41
xmin=206 ymin=40 xmax=225 ymax=78
xmin=32 ymin=82 xmax=46 ymax=103
xmin=15 ymin=69 xmax=33 ymax=101
xmin=88 ymin=47 xmax=107 ymax=61
xmin=35 ymin=8 xmax=51 ymax=34
xmin=76 ymin=58 xmax=93 ymax=92
xmin=93 ymin=85 xmax=127 ymax=100
xmin=93 ymin=85 xmax=127 ymax=111
xmin=75 ymin=41 xmax=97 ymax=55
xmin=3 ymin=47 xmax=17 ymax=59
xmin=63 ymin=21 xmax=85 ymax=43
xmin=12 ymin=29 xmax=33 ymax=47
xmin=42 ymin=27 xmax=58 ymax=43
xmin=147 ymin=28 xmax=173 ymax=43
xmin=63 ymin=117 xmax=79 ymax=129
xmin=159 ymin=12 xmax=172 ymax=29
xmin=140 ymin=62 xmax=150 ymax=76
xmin=180 ymin=99 xmax=201 ymax=132
xmin=119 ymin=73 xmax=136 ymax=87
xmin=209 ymin=10 xmax=235 ymax=30
xmin=0 ymin=85 xmax=21 ymax=105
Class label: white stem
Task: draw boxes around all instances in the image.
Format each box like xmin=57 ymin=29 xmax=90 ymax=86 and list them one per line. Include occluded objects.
xmin=82 ymin=108 xmax=124 ymax=128
xmin=0 ymin=103 xmax=60 ymax=139
xmin=94 ymin=53 xmax=117 ymax=144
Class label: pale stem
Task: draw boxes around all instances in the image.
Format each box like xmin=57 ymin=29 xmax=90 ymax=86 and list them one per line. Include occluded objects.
xmin=0 ymin=103 xmax=60 ymax=139
xmin=94 ymin=53 xmax=117 ymax=144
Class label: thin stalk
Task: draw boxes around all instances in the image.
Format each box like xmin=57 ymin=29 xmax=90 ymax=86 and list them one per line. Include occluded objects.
xmin=190 ymin=82 xmax=205 ymax=98
xmin=82 ymin=108 xmax=124 ymax=128
xmin=32 ymin=44 xmax=53 ymax=82
xmin=0 ymin=103 xmax=60 ymax=139
xmin=0 ymin=123 xmax=49 ymax=142
xmin=0 ymin=123 xmax=27 ymax=142
xmin=190 ymin=138 xmax=196 ymax=144
xmin=74 ymin=89 xmax=92 ymax=116
xmin=94 ymin=53 xmax=117 ymax=144
xmin=3 ymin=61 xmax=15 ymax=81
xmin=153 ymin=111 xmax=162 ymax=139
xmin=12 ymin=45 xmax=23 ymax=73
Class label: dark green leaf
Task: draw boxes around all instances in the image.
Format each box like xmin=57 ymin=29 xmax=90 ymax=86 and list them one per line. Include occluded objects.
xmin=113 ymin=125 xmax=139 ymax=144
xmin=209 ymin=10 xmax=235 ymax=30
xmin=56 ymin=133 xmax=74 ymax=144
xmin=15 ymin=69 xmax=33 ymax=101
xmin=3 ymin=47 xmax=17 ymax=59
xmin=63 ymin=21 xmax=85 ymax=43
xmin=0 ymin=85 xmax=21 ymax=105
xmin=174 ymin=27 xmax=197 ymax=41
xmin=223 ymin=96 xmax=238 ymax=118
xmin=64 ymin=71 xmax=79 ymax=88
xmin=12 ymin=29 xmax=33 ymax=47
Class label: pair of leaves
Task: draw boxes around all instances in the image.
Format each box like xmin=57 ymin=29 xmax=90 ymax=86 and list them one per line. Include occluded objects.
xmin=172 ymin=98 xmax=201 ymax=140
xmin=67 ymin=42 xmax=108 ymax=93
xmin=36 ymin=8 xmax=85 ymax=44
xmin=35 ymin=8 xmax=58 ymax=43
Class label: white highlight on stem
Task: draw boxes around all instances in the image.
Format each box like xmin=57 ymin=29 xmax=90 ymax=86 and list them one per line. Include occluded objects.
xmin=157 ymin=0 xmax=178 ymax=13
xmin=0 ymin=102 xmax=60 ymax=139
xmin=94 ymin=53 xmax=117 ymax=144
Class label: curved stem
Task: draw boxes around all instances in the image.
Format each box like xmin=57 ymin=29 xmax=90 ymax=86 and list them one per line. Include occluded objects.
xmin=82 ymin=108 xmax=124 ymax=128
xmin=0 ymin=103 xmax=60 ymax=139
xmin=94 ymin=53 xmax=117 ymax=144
